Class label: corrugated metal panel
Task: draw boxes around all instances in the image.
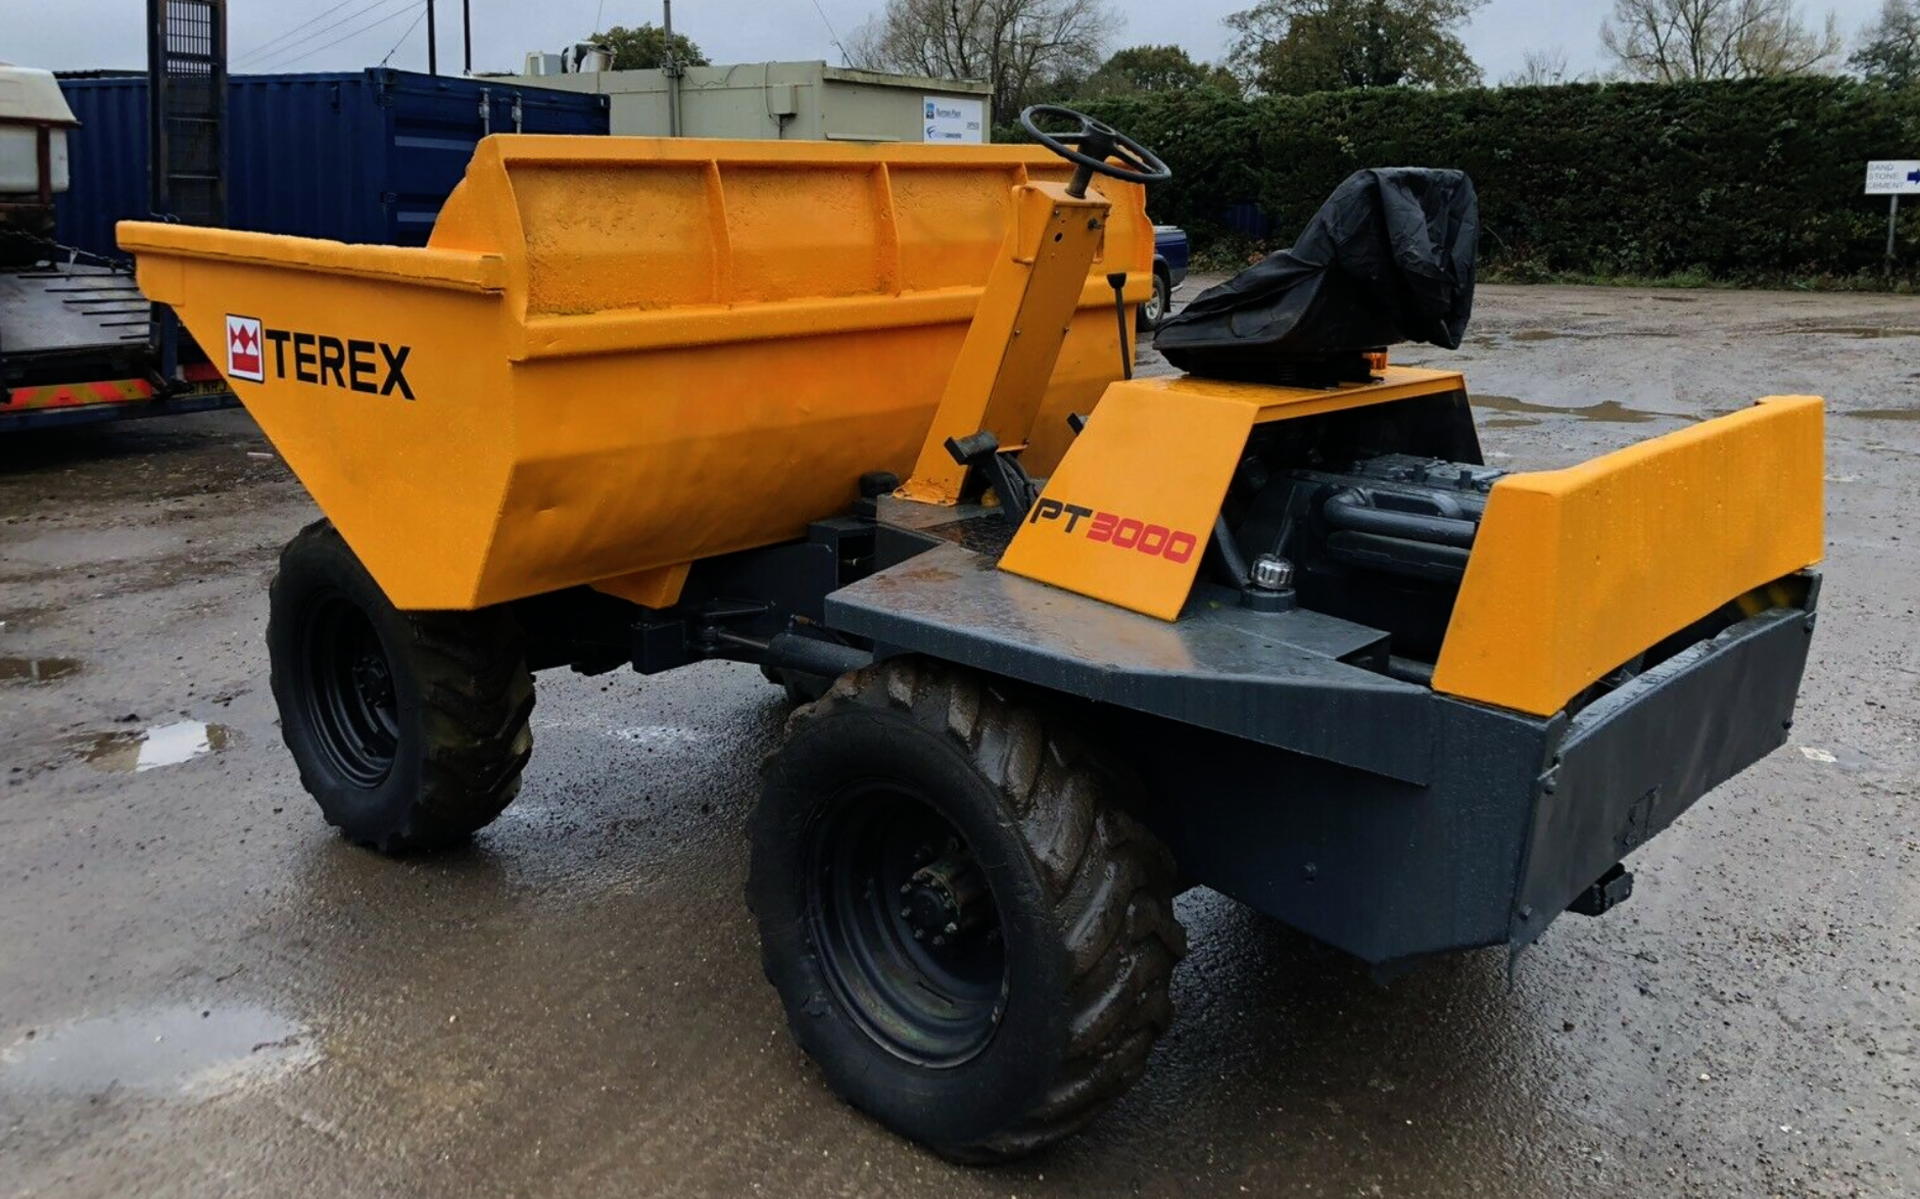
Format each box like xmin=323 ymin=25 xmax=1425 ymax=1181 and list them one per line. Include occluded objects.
xmin=56 ymin=76 xmax=149 ymax=260
xmin=55 ymin=69 xmax=609 ymax=259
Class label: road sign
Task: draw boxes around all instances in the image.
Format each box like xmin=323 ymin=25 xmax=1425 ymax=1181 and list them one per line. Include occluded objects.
xmin=1865 ymin=161 xmax=1920 ymax=195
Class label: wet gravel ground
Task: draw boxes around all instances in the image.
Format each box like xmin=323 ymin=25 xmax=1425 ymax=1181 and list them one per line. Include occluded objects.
xmin=1 ymin=282 xmax=1916 ymax=1198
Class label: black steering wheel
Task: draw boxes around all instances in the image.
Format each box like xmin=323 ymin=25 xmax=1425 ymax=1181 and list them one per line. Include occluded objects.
xmin=1019 ymin=105 xmax=1172 ymax=198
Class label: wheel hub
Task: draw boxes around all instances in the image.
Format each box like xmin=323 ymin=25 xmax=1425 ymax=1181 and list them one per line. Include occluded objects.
xmin=808 ymin=785 xmax=1009 ymax=1066
xmin=898 ymin=850 xmax=988 ymax=947
xmin=352 ymin=653 xmax=394 ymax=710
xmin=301 ymin=591 xmax=400 ymax=788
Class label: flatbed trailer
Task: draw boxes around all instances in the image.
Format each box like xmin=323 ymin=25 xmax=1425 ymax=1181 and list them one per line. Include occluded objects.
xmin=0 ymin=53 xmax=234 ymax=434
xmin=0 ymin=255 xmax=233 ymax=432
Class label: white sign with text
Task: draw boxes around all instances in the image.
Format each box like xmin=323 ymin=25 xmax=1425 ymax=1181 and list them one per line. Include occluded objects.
xmin=923 ymin=96 xmax=985 ymax=144
xmin=1865 ymin=161 xmax=1920 ymax=195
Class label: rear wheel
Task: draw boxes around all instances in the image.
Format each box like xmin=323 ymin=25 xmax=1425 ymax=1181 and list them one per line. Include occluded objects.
xmin=749 ymin=658 xmax=1184 ymax=1160
xmin=266 ymin=520 xmax=534 ymax=853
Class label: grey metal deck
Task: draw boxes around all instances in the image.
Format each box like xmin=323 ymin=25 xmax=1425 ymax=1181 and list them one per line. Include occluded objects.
xmin=826 ymin=541 xmax=1436 ymax=784
xmin=0 ymin=262 xmax=149 ymax=358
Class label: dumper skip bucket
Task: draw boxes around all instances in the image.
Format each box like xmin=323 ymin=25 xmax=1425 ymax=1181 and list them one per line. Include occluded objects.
xmin=121 ymin=136 xmax=1154 ymax=609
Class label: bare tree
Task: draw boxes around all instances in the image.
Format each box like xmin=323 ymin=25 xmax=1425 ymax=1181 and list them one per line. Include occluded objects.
xmin=1503 ymin=46 xmax=1574 ymax=85
xmin=847 ymin=0 xmax=1121 ymax=123
xmin=1600 ymin=0 xmax=1843 ymax=81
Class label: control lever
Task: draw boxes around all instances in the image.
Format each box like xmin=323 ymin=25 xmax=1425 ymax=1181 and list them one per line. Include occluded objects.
xmin=1106 ymin=272 xmax=1133 ymax=381
xmin=945 ymin=431 xmax=1041 ymax=525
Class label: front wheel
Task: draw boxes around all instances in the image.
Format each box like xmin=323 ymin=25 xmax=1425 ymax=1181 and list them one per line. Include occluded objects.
xmin=749 ymin=658 xmax=1184 ymax=1160
xmin=266 ymin=520 xmax=534 ymax=853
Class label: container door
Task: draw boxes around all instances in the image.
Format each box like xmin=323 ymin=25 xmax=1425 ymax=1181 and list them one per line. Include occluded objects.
xmin=372 ymin=69 xmax=610 ymax=246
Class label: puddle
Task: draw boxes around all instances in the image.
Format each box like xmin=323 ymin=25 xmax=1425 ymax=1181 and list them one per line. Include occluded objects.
xmin=1844 ymin=407 xmax=1920 ymax=422
xmin=1796 ymin=744 xmax=1878 ymax=773
xmin=1480 ymin=416 xmax=1541 ymax=429
xmin=1501 ymin=327 xmax=1678 ymax=342
xmin=81 ymin=720 xmax=231 ymax=773
xmin=0 ymin=655 xmax=81 ymax=684
xmin=1471 ymin=394 xmax=1662 ymax=423
xmin=0 ymin=1003 xmax=316 ymax=1098
xmin=1800 ymin=326 xmax=1920 ymax=339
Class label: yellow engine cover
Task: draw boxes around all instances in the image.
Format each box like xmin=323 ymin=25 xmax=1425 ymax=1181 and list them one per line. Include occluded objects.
xmin=1432 ymin=394 xmax=1825 ymax=716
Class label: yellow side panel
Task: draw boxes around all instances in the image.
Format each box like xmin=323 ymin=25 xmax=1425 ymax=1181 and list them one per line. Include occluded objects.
xmin=124 ymin=232 xmax=515 ymax=611
xmin=1432 ymin=395 xmax=1825 ymax=717
xmin=1000 ymin=369 xmax=1468 ymax=620
xmin=999 ymin=382 xmax=1254 ymax=620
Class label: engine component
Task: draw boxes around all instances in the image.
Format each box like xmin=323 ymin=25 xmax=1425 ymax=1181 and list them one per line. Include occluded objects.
xmin=1275 ymin=453 xmax=1506 ymax=585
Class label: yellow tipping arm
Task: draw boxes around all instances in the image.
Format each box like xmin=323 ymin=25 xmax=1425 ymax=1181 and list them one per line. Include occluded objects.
xmin=898 ymin=181 xmax=1113 ymax=505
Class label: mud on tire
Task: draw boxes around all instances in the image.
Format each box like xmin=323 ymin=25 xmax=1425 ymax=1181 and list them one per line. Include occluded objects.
xmin=266 ymin=520 xmax=534 ymax=853
xmin=748 ymin=656 xmax=1185 ymax=1161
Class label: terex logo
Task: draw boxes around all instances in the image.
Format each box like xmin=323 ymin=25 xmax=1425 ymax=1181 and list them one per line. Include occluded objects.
xmin=225 ymin=314 xmax=414 ymax=399
xmin=226 ymin=315 xmax=264 ymax=383
xmin=1026 ymin=497 xmax=1200 ymax=565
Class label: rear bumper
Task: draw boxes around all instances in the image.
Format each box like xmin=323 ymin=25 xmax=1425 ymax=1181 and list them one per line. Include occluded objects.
xmin=1507 ymin=599 xmax=1816 ymax=950
xmin=1128 ymin=588 xmax=1818 ymax=967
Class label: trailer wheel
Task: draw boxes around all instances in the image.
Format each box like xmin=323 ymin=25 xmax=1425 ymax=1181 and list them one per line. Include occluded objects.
xmin=267 ymin=520 xmax=534 ymax=853
xmin=749 ymin=658 xmax=1184 ymax=1161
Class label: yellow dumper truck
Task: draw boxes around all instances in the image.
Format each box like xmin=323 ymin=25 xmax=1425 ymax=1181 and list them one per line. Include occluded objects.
xmin=119 ymin=110 xmax=1823 ymax=1160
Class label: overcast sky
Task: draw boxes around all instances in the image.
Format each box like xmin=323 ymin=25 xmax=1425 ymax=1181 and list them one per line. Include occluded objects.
xmin=0 ymin=0 xmax=1892 ymax=82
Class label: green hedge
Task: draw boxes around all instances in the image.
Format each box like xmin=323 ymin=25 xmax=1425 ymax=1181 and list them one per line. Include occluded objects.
xmin=1005 ymin=79 xmax=1920 ymax=282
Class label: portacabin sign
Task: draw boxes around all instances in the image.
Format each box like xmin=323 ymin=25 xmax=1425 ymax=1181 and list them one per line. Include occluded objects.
xmin=923 ymin=96 xmax=985 ymax=144
xmin=1865 ymin=161 xmax=1920 ymax=195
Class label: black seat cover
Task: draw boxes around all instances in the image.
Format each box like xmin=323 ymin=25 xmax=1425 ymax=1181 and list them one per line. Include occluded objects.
xmin=1155 ymin=168 xmax=1478 ymax=375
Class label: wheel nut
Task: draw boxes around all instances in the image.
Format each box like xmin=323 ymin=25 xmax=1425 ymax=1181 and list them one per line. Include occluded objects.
xmin=932 ymin=935 xmax=946 ymax=947
xmin=899 ymin=883 xmax=911 ymax=895
xmin=899 ymin=907 xmax=913 ymax=920
xmin=944 ymin=922 xmax=959 ymax=935
xmin=912 ymin=928 xmax=925 ymax=941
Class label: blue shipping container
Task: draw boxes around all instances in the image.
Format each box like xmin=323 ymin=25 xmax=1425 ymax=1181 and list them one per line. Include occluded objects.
xmin=56 ymin=68 xmax=609 ymax=259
